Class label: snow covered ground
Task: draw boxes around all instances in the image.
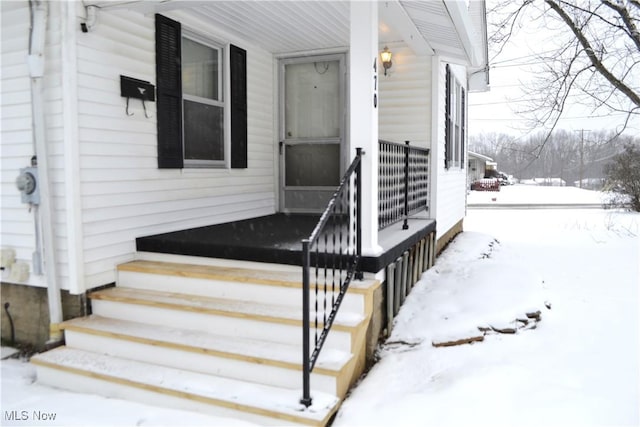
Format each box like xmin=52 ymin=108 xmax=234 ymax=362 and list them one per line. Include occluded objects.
xmin=2 ymin=188 xmax=638 ymax=426
xmin=335 ymin=207 xmax=639 ymax=426
xmin=467 ymin=184 xmax=608 ymax=205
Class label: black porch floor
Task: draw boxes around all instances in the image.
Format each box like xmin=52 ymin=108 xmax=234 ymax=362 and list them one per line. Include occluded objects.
xmin=136 ymin=213 xmax=436 ymax=273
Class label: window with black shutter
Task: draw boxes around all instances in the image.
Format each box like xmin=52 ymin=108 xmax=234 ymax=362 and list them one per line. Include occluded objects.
xmin=444 ymin=64 xmax=466 ymax=170
xmin=445 ymin=65 xmax=452 ymax=169
xmin=155 ymin=14 xmax=247 ymax=169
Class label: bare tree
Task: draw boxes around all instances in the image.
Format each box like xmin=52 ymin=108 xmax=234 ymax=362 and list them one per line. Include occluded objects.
xmin=489 ymin=0 xmax=640 ymax=140
xmin=470 ymin=129 xmax=633 ymax=185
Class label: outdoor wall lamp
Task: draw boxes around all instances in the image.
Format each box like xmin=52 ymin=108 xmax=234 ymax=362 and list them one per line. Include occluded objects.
xmin=381 ymin=46 xmax=393 ymax=75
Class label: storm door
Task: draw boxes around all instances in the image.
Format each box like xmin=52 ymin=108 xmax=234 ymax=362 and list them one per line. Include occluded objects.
xmin=279 ymin=54 xmax=346 ymax=212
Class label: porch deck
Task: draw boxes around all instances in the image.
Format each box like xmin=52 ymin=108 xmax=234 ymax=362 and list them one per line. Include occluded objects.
xmin=136 ymin=213 xmax=436 ymax=273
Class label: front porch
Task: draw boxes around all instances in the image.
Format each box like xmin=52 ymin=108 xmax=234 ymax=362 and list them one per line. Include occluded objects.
xmin=32 ymin=207 xmax=437 ymax=425
xmin=136 ymin=213 xmax=436 ymax=274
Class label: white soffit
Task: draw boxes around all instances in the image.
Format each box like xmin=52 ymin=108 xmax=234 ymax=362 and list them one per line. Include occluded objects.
xmin=140 ymin=1 xmax=351 ymax=54
xmin=379 ymin=1 xmax=434 ymax=55
xmin=91 ymin=0 xmax=486 ymax=64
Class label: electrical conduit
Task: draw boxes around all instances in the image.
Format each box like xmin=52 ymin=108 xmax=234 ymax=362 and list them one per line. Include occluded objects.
xmin=28 ymin=0 xmax=63 ymax=343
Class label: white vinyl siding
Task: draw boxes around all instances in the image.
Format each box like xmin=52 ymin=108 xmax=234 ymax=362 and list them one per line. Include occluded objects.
xmin=378 ymin=41 xmax=431 ymax=150
xmin=1 ymin=2 xmax=68 ymax=288
xmin=1 ymin=2 xmax=34 ymax=264
xmin=75 ymin=9 xmax=275 ymax=290
xmin=434 ymin=61 xmax=467 ymax=239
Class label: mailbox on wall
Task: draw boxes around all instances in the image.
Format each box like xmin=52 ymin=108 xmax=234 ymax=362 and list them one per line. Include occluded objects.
xmin=120 ymin=75 xmax=155 ymax=117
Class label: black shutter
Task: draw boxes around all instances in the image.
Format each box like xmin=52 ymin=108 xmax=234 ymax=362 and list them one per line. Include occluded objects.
xmin=230 ymin=45 xmax=248 ymax=169
xmin=444 ymin=65 xmax=451 ymax=169
xmin=461 ymin=87 xmax=466 ymax=166
xmin=155 ymin=14 xmax=183 ymax=169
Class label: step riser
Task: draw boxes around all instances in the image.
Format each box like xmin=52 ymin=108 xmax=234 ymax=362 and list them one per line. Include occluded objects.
xmin=91 ymin=299 xmax=353 ymax=353
xmin=117 ymin=270 xmax=366 ymax=313
xmin=65 ymin=330 xmax=340 ymax=395
xmin=136 ymin=251 xmax=302 ymax=273
xmin=35 ymin=365 xmax=302 ymax=426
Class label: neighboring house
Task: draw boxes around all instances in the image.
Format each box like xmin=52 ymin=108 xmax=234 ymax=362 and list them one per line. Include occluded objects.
xmin=1 ymin=1 xmax=489 ymax=424
xmin=468 ymin=151 xmax=495 ymax=183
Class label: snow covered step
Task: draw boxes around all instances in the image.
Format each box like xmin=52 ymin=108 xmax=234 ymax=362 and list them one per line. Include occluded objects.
xmin=117 ymin=260 xmax=374 ymax=313
xmin=63 ymin=315 xmax=355 ymax=396
xmin=32 ymin=347 xmax=338 ymax=426
xmin=89 ymin=287 xmax=361 ymax=352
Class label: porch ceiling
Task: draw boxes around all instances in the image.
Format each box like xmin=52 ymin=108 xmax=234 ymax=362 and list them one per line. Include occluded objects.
xmin=159 ymin=1 xmax=351 ymax=54
xmin=95 ymin=0 xmax=484 ymax=65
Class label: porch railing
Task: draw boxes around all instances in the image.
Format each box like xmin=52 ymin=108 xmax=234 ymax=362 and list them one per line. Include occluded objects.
xmin=301 ymin=148 xmax=363 ymax=407
xmin=378 ymin=140 xmax=430 ymax=230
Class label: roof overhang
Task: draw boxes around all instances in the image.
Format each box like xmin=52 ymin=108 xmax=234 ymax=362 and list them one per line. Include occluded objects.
xmin=87 ymin=0 xmax=489 ymax=82
xmin=468 ymin=151 xmax=494 ymax=162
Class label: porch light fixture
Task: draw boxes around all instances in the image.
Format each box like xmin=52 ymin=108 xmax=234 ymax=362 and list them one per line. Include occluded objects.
xmin=380 ymin=46 xmax=393 ymax=75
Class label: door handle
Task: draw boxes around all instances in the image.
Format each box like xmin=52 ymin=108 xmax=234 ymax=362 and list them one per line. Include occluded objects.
xmin=279 ymin=140 xmax=284 ymax=155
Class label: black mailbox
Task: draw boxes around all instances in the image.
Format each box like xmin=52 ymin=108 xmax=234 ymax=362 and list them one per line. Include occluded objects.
xmin=120 ymin=75 xmax=155 ymax=101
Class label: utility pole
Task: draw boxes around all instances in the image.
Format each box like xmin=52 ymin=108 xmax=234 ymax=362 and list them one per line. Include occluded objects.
xmin=575 ymin=129 xmax=590 ymax=189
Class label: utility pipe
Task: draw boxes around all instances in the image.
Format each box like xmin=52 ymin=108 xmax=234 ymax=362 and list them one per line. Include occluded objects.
xmin=28 ymin=0 xmax=63 ymax=343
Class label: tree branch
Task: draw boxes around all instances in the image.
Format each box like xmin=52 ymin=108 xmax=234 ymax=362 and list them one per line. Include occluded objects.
xmin=601 ymin=0 xmax=640 ymax=51
xmin=488 ymin=0 xmax=534 ymax=61
xmin=544 ymin=0 xmax=640 ymax=108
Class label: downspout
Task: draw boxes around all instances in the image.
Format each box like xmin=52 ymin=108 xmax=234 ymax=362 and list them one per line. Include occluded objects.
xmin=28 ymin=0 xmax=63 ymax=343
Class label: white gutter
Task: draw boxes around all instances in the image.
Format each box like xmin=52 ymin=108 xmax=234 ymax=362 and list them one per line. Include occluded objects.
xmin=28 ymin=0 xmax=63 ymax=342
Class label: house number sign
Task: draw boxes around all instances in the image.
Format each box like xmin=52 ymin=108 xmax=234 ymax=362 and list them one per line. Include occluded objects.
xmin=373 ymin=57 xmax=378 ymax=108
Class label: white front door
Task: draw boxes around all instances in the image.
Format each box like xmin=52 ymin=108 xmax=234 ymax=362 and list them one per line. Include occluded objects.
xmin=279 ymin=54 xmax=346 ymax=212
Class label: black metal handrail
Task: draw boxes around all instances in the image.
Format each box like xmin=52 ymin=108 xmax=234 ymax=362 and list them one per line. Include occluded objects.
xmin=378 ymin=140 xmax=430 ymax=230
xmin=301 ymin=147 xmax=363 ymax=407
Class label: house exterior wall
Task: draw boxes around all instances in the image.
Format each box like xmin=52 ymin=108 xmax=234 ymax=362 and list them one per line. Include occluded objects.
xmin=432 ymin=60 xmax=467 ymax=241
xmin=2 ymin=3 xmax=480 ymax=295
xmin=376 ymin=40 xmax=469 ymax=242
xmin=1 ymin=2 xmax=36 ymax=270
xmin=1 ymin=4 xmax=277 ymax=293
xmin=468 ymin=157 xmax=487 ymax=182
xmin=378 ymin=41 xmax=431 ymax=151
xmin=77 ymin=9 xmax=277 ymax=291
xmin=378 ymin=44 xmax=469 ymax=241
xmin=1 ymin=1 xmax=67 ymax=289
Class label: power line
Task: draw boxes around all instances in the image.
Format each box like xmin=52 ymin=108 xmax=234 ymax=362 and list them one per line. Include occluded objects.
xmin=488 ymin=47 xmax=633 ymax=69
xmin=491 ymin=60 xmax=550 ymax=69
xmin=469 ymin=99 xmax=531 ymax=106
xmin=490 ymin=49 xmax=561 ymax=65
xmin=470 ymin=112 xmax=632 ymax=121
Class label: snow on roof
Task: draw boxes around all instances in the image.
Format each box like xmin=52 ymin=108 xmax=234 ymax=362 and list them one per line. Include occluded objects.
xmin=468 ymin=151 xmax=494 ymax=162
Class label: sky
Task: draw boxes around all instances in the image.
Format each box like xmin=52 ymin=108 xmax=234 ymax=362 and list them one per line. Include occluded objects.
xmin=468 ymin=1 xmax=640 ymax=138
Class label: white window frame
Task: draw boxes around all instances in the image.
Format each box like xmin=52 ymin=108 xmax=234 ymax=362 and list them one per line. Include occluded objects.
xmin=447 ymin=70 xmax=466 ymax=170
xmin=181 ymin=30 xmax=228 ymax=168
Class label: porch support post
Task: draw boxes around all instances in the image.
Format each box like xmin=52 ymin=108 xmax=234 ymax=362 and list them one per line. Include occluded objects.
xmin=350 ymin=1 xmax=382 ymax=256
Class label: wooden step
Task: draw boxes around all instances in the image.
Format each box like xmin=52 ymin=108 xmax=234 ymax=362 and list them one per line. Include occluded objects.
xmin=118 ymin=260 xmax=376 ymax=312
xmin=120 ymin=260 xmax=377 ymax=291
xmin=89 ymin=287 xmax=361 ymax=352
xmin=32 ymin=347 xmax=339 ymax=426
xmin=63 ymin=315 xmax=354 ymax=395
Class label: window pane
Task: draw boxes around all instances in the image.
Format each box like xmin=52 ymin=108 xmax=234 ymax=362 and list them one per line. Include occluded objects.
xmin=285 ymin=144 xmax=340 ymax=186
xmin=184 ymin=100 xmax=224 ymax=161
xmin=285 ymin=61 xmax=340 ymax=139
xmin=182 ymin=37 xmax=219 ymax=100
